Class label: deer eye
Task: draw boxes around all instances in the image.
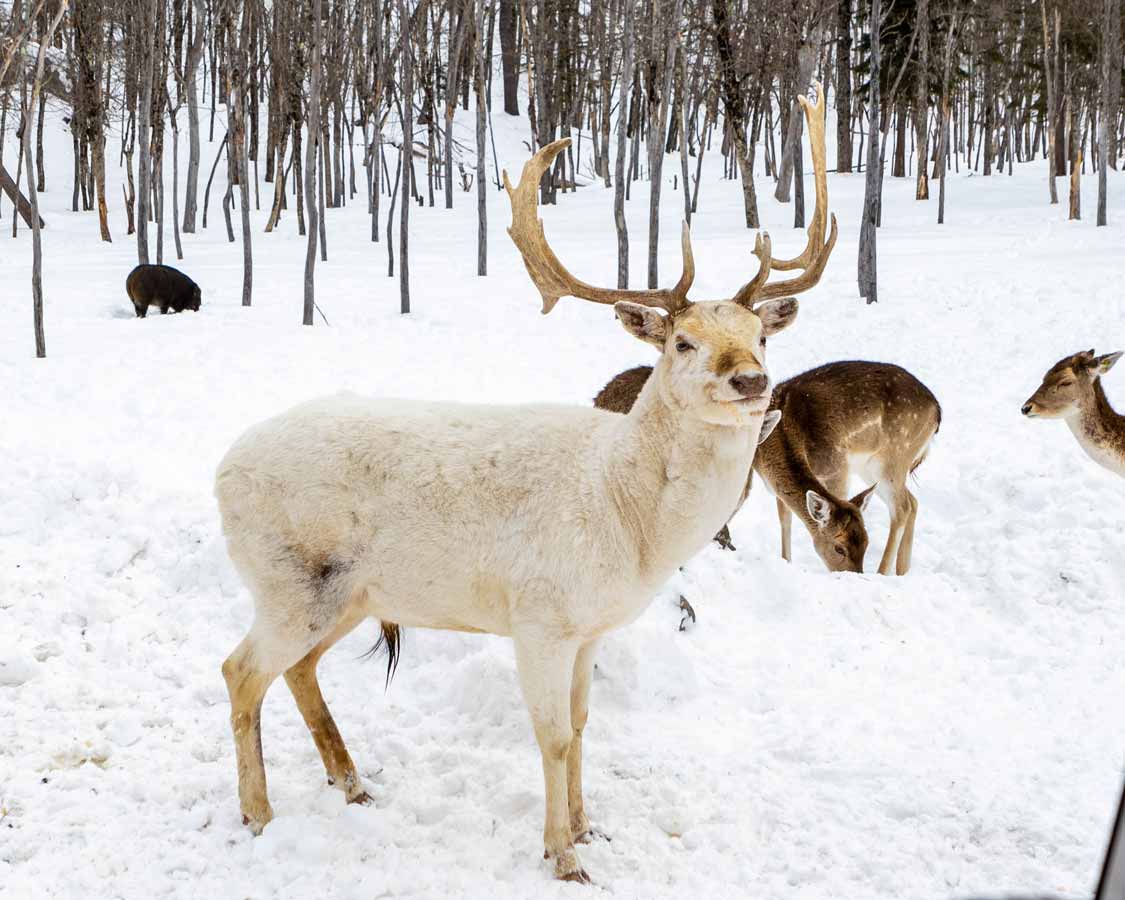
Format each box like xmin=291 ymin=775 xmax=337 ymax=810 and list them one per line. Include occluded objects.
xmin=834 ymin=545 xmax=847 ymax=557
xmin=675 ymin=339 xmax=695 ymax=353
xmin=1056 ymin=379 xmax=1074 ymax=388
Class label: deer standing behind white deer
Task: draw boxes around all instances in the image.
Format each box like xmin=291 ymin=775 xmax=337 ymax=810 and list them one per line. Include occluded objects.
xmin=1023 ymin=349 xmax=1125 ymax=477
xmin=215 ymin=88 xmax=836 ymax=883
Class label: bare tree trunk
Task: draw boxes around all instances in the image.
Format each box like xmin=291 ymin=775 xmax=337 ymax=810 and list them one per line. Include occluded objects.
xmin=171 ymin=109 xmax=184 ymax=258
xmin=647 ymin=0 xmax=684 ymax=289
xmin=25 ymin=0 xmax=69 ymax=358
xmin=475 ymin=0 xmax=488 ymax=275
xmin=914 ymin=0 xmax=929 ymax=199
xmin=387 ymin=149 xmax=401 ymax=276
xmin=265 ymin=125 xmax=289 ymax=231
xmin=614 ymin=0 xmax=633 ymax=288
xmin=836 ymin=0 xmax=852 ymax=172
xmin=183 ymin=0 xmax=205 ymax=232
xmin=937 ymin=12 xmax=959 ymax=225
xmin=230 ymin=0 xmax=253 ymax=305
xmin=399 ymin=0 xmax=412 ymax=314
xmin=499 ymin=0 xmax=518 ymax=115
xmin=136 ymin=0 xmax=156 ymax=264
xmin=1041 ymin=3 xmax=1059 ymax=203
xmin=677 ymin=46 xmax=691 ymax=226
xmin=1070 ymin=149 xmax=1081 ymax=220
xmin=303 ymin=0 xmax=322 ymax=326
xmin=858 ymin=0 xmax=880 ymax=303
xmin=1098 ymin=0 xmax=1120 ymax=225
xmin=0 ymin=163 xmax=43 ymax=228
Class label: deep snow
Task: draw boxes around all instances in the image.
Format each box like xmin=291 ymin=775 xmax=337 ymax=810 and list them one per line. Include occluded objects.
xmin=2 ymin=91 xmax=1125 ymax=900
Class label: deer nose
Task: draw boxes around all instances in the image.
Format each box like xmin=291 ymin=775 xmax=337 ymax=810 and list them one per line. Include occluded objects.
xmin=1021 ymin=402 xmax=1033 ymax=416
xmin=729 ymin=373 xmax=769 ymax=399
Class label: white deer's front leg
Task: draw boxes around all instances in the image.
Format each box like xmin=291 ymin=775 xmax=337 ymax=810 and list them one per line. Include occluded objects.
xmin=568 ymin=640 xmax=599 ymax=843
xmin=513 ymin=634 xmax=588 ymax=883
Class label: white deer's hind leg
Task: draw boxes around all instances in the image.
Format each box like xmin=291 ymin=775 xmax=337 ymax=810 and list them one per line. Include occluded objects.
xmin=283 ymin=606 xmax=371 ymax=804
xmin=222 ymin=570 xmax=351 ymax=833
xmin=568 ymin=640 xmax=599 ymax=844
xmin=513 ymin=634 xmax=588 ymax=883
xmin=222 ymin=627 xmax=287 ymax=834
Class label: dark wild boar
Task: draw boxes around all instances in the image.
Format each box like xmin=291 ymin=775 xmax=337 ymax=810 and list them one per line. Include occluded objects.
xmin=126 ymin=264 xmax=202 ymax=318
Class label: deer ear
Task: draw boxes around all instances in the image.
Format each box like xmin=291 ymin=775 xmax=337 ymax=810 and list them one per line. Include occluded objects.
xmin=758 ymin=410 xmax=782 ymax=444
xmin=756 ymin=297 xmax=799 ymax=336
xmin=1095 ymin=351 xmax=1123 ymax=374
xmin=615 ymin=302 xmax=668 ymax=348
xmin=806 ymin=491 xmax=832 ymax=529
xmin=850 ymin=484 xmax=877 ymax=513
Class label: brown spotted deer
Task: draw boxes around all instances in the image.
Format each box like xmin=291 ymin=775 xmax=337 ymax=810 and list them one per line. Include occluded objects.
xmin=596 ymin=361 xmax=941 ymax=575
xmin=1022 ymin=349 xmax=1124 ymax=476
xmin=215 ymin=88 xmax=835 ymax=883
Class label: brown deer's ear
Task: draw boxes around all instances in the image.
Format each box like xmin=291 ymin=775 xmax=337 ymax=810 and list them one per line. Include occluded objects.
xmin=850 ymin=484 xmax=877 ymax=513
xmin=615 ymin=302 xmax=668 ymax=348
xmin=758 ymin=410 xmax=782 ymax=445
xmin=1094 ymin=351 xmax=1123 ymax=374
xmin=806 ymin=491 xmax=833 ymax=529
xmin=756 ymin=298 xmax=799 ymax=336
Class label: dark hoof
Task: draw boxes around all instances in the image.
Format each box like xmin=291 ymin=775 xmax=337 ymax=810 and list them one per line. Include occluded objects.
xmin=575 ymin=828 xmax=611 ymax=845
xmin=347 ymin=791 xmax=374 ymax=806
xmin=678 ymin=595 xmax=697 ymax=631
xmin=713 ymin=526 xmax=736 ymax=552
xmin=560 ymin=869 xmax=592 ymax=885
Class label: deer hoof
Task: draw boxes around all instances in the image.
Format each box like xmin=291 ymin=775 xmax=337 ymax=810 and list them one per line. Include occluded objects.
xmin=575 ymin=828 xmax=611 ymax=845
xmin=548 ymin=846 xmax=590 ymax=884
xmin=713 ymin=526 xmax=736 ymax=551
xmin=241 ymin=804 xmax=274 ymax=835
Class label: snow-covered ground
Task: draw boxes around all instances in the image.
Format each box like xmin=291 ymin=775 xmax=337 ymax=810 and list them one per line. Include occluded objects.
xmin=2 ymin=94 xmax=1124 ymax=900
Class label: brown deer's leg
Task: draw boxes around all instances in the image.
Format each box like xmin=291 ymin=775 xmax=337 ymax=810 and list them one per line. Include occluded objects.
xmin=777 ymin=498 xmax=792 ymax=561
xmin=876 ymin=479 xmax=909 ymax=576
xmin=567 ymin=640 xmax=599 ymax=843
xmin=283 ymin=607 xmax=370 ymax=804
xmin=513 ymin=633 xmax=587 ymax=883
xmin=895 ymin=489 xmax=919 ymax=575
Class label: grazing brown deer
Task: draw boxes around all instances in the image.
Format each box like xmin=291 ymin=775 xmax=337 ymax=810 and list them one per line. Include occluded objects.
xmin=596 ymin=361 xmax=941 ymax=575
xmin=1022 ymin=349 xmax=1124 ymax=476
xmin=215 ymin=87 xmax=836 ymax=883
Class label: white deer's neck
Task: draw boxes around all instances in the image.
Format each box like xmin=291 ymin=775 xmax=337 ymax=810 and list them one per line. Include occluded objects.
xmin=1065 ymin=381 xmax=1125 ymax=476
xmin=602 ymin=368 xmax=761 ymax=582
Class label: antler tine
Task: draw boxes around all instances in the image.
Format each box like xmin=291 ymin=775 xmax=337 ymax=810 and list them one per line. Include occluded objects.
xmin=503 ymin=138 xmax=694 ymax=315
xmin=730 ymin=233 xmax=773 ymax=307
xmin=731 ymin=81 xmax=838 ymax=310
xmin=752 ymin=214 xmax=838 ymax=304
xmin=770 ymin=82 xmax=829 ymax=272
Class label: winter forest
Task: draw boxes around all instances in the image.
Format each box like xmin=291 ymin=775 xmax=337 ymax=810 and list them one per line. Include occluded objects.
xmin=3 ymin=0 xmax=1125 ymax=897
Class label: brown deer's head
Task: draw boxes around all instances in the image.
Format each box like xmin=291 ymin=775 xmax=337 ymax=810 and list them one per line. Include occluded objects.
xmin=504 ymin=85 xmax=837 ymax=429
xmin=806 ymin=485 xmax=877 ymax=573
xmin=1022 ymin=350 xmax=1123 ymax=419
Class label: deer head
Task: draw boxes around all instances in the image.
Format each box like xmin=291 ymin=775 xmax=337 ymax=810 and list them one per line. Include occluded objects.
xmin=806 ymin=485 xmax=876 ymax=573
xmin=504 ymin=84 xmax=837 ymax=428
xmin=1022 ymin=349 xmax=1123 ymax=419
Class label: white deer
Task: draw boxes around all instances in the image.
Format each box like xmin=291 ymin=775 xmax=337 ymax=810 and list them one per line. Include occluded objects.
xmin=215 ymin=87 xmax=836 ymax=883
